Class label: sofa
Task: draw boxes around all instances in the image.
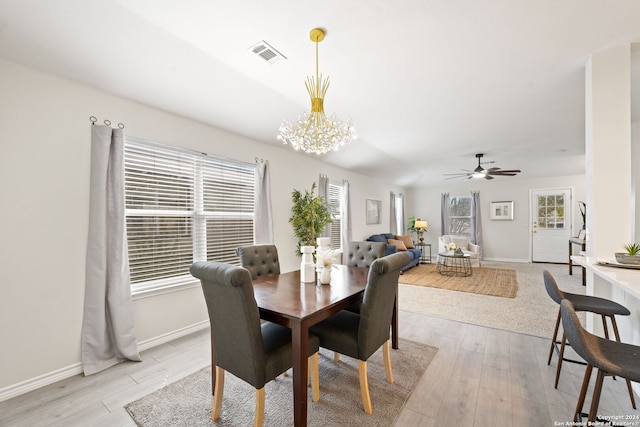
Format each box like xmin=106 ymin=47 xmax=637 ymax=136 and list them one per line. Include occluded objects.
xmin=438 ymin=235 xmax=481 ymax=267
xmin=367 ymin=233 xmax=421 ymax=272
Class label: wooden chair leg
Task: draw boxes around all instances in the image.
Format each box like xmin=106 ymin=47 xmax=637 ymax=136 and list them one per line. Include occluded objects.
xmin=254 ymin=387 xmax=265 ymax=427
xmin=212 ymin=367 xmax=224 ymax=421
xmin=358 ymin=360 xmax=373 ymax=414
xmin=609 ymin=316 xmax=637 ymax=410
xmin=383 ymin=340 xmax=394 ymax=384
xmin=601 ymin=314 xmax=610 ymax=340
xmin=334 ymin=352 xmax=340 ymax=361
xmin=548 ymin=309 xmax=562 ymax=365
xmin=309 ymin=352 xmax=320 ymax=402
xmin=573 ymin=363 xmax=593 ymax=422
xmin=587 ymin=369 xmax=606 ymax=423
xmin=554 ymin=333 xmax=567 ymax=388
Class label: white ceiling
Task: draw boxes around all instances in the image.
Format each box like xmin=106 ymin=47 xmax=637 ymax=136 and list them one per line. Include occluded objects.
xmin=2 ymin=0 xmax=640 ymax=187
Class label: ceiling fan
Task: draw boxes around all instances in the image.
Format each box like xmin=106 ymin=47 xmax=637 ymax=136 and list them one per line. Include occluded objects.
xmin=444 ymin=153 xmax=521 ymax=180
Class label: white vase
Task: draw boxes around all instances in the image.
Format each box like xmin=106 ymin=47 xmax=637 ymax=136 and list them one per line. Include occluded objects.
xmin=300 ymin=246 xmax=316 ymax=283
xmin=319 ymin=266 xmax=331 ymax=285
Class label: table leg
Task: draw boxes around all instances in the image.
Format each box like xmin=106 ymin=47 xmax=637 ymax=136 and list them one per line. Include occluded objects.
xmin=291 ymin=321 xmax=309 ymax=427
xmin=392 ymin=293 xmax=398 ymax=349
xmin=581 ymin=242 xmax=586 ymax=286
xmin=569 ymin=241 xmax=573 ymax=275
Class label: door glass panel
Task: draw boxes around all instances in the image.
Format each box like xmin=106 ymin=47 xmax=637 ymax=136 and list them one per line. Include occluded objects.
xmin=538 ymin=196 xmax=546 ymax=207
xmin=546 ymin=196 xmax=554 ymax=205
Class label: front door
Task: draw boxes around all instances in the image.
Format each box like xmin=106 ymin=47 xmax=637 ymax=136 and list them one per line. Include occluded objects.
xmin=531 ymin=188 xmax=572 ymax=263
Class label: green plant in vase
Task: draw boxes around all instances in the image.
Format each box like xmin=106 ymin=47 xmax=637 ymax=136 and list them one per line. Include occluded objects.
xmin=289 ymin=182 xmax=333 ymax=256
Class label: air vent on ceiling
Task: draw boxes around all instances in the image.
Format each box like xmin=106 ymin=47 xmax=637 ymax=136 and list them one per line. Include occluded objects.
xmin=248 ymin=40 xmax=287 ymax=65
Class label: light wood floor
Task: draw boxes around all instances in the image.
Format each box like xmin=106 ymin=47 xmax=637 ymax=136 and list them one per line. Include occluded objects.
xmin=1 ymin=312 xmax=639 ymax=426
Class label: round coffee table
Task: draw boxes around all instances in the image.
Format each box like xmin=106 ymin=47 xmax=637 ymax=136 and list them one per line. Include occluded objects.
xmin=436 ymin=253 xmax=472 ymax=277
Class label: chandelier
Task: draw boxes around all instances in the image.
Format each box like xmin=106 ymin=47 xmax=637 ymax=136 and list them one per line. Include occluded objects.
xmin=277 ymin=28 xmax=356 ymax=155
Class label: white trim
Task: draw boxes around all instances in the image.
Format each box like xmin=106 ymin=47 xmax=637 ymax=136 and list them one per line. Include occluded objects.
xmin=482 ymin=257 xmax=531 ymax=263
xmin=0 ymin=320 xmax=210 ymax=403
xmin=0 ymin=363 xmax=83 ymax=402
xmin=137 ymin=320 xmax=209 ymax=352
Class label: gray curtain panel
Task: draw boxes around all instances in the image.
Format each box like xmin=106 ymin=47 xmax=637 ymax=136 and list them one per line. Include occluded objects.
xmin=441 ymin=192 xmax=450 ymax=236
xmin=81 ymin=125 xmax=141 ymax=376
xmin=471 ymin=191 xmax=483 ymax=259
xmin=254 ymin=160 xmax=274 ymax=244
xmin=318 ymin=174 xmax=330 ymax=238
xmin=340 ymin=179 xmax=352 ymax=264
xmin=390 ymin=192 xmax=397 ymax=235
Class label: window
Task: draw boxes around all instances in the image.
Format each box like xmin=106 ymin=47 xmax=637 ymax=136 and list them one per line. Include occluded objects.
xmin=536 ymin=194 xmax=565 ymax=229
xmin=328 ymin=182 xmax=343 ymax=250
xmin=124 ymin=138 xmax=255 ymax=295
xmin=447 ymin=195 xmax=472 ymax=237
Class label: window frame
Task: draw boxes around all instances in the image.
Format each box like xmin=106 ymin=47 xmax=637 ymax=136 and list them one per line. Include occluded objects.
xmin=447 ymin=195 xmax=473 ymax=237
xmin=124 ymin=137 xmax=255 ymax=298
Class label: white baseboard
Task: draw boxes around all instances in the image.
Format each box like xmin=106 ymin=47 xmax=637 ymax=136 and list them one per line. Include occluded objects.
xmin=137 ymin=320 xmax=209 ymax=352
xmin=0 ymin=320 xmax=210 ymax=403
xmin=0 ymin=363 xmax=84 ymax=403
xmin=483 ymin=257 xmax=531 ymax=263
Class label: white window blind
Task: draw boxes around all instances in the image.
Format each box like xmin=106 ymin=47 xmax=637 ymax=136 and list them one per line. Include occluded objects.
xmin=447 ymin=195 xmax=472 ymax=237
xmin=328 ymin=183 xmax=342 ymax=250
xmin=124 ymin=138 xmax=255 ymax=294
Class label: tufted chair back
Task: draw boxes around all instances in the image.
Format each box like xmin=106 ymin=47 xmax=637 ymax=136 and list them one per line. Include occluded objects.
xmin=347 ymin=241 xmax=386 ymax=268
xmin=236 ymin=244 xmax=281 ymax=280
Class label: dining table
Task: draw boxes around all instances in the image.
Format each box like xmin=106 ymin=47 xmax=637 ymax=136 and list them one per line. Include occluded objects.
xmin=208 ymin=263 xmax=400 ymax=426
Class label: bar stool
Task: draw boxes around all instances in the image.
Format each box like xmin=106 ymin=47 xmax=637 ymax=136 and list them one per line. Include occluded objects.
xmin=543 ymin=270 xmax=636 ymax=409
xmin=560 ymin=299 xmax=640 ymax=423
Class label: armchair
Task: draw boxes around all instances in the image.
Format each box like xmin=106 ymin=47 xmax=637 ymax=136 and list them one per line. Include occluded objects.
xmin=438 ymin=235 xmax=481 ymax=267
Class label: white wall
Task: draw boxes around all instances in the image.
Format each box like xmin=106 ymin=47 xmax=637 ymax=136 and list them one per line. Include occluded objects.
xmin=405 ymin=175 xmax=586 ymax=262
xmin=0 ymin=58 xmax=404 ymax=392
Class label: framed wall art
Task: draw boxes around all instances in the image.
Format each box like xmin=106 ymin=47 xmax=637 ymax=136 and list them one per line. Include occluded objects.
xmin=490 ymin=201 xmax=514 ymax=220
xmin=366 ymin=199 xmax=381 ymax=224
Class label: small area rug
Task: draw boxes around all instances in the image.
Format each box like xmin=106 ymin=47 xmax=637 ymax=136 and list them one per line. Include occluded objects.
xmin=400 ymin=263 xmax=518 ymax=298
xmin=126 ymin=338 xmax=437 ymax=427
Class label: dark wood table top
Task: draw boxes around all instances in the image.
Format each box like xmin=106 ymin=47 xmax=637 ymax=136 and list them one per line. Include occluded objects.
xmin=252 ymin=264 xmax=369 ymax=324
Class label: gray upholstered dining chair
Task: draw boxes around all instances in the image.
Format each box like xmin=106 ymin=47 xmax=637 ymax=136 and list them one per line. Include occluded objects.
xmin=346 ymin=241 xmax=386 ymax=268
xmin=343 ymin=241 xmax=387 ymax=318
xmin=310 ymin=251 xmax=410 ymax=414
xmin=236 ymin=244 xmax=280 ymax=280
xmin=190 ymin=261 xmax=320 ymax=426
xmin=560 ymin=299 xmax=640 ymax=423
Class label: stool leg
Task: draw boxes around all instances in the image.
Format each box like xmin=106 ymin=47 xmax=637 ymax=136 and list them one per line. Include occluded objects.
xmin=548 ymin=308 xmax=561 ymax=365
xmin=588 ymin=369 xmax=606 ymax=423
xmin=555 ymin=333 xmax=567 ymax=389
xmin=609 ymin=316 xmax=637 ymax=410
xmin=574 ymin=363 xmax=593 ymax=422
xmin=600 ymin=314 xmax=610 ymax=340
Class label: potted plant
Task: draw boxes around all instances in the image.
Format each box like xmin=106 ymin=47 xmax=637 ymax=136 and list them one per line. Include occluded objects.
xmin=578 ymin=201 xmax=586 ymax=230
xmin=289 ymin=182 xmax=333 ymax=255
xmin=615 ymin=242 xmax=640 ymax=265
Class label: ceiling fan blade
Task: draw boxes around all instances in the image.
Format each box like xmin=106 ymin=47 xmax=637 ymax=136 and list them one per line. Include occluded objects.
xmin=445 ymin=175 xmax=468 ymax=180
xmin=443 ymin=173 xmax=471 ymax=177
xmin=488 ymin=169 xmax=521 ymax=175
xmin=484 ymin=174 xmax=494 ymax=180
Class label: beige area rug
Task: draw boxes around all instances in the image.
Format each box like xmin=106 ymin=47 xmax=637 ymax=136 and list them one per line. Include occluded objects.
xmin=399 ymin=261 xmax=585 ymax=338
xmin=401 ymin=263 xmax=518 ymax=298
xmin=126 ymin=339 xmax=437 ymax=427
